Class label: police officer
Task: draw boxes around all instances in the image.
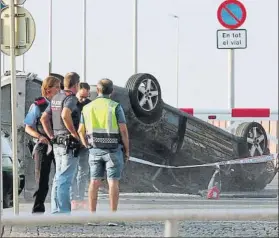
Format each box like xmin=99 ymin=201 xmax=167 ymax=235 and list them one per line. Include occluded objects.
xmin=40 ymin=72 xmax=81 ymax=214
xmin=71 ymin=82 xmax=91 ymax=210
xmin=78 ymin=78 xmax=129 ymax=225
xmin=24 ymin=76 xmax=61 ymax=213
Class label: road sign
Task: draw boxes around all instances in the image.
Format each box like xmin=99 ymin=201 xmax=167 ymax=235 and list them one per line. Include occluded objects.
xmin=1 ymin=5 xmax=36 ymax=56
xmin=1 ymin=1 xmax=6 ymax=8
xmin=217 ymin=0 xmax=247 ymax=29
xmin=1 ymin=0 xmax=26 ymax=5
xmin=217 ymin=29 xmax=247 ymax=49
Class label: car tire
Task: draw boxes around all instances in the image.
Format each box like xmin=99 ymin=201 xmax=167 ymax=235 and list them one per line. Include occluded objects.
xmin=235 ymin=122 xmax=268 ymax=156
xmin=3 ymin=193 xmax=11 ymax=209
xmin=235 ymin=123 xmax=275 ymax=191
xmin=19 ymin=175 xmax=25 ymax=195
xmin=125 ymin=73 xmax=163 ymax=123
xmin=2 ymin=172 xmax=12 ymax=208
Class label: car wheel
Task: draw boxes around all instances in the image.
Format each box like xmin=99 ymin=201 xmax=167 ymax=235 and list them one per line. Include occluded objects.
xmin=2 ymin=172 xmax=13 ymax=208
xmin=125 ymin=73 xmax=163 ymax=123
xmin=19 ymin=175 xmax=25 ymax=195
xmin=3 ymin=192 xmax=12 ymax=208
xmin=235 ymin=122 xmax=268 ymax=156
xmin=235 ymin=123 xmax=275 ymax=191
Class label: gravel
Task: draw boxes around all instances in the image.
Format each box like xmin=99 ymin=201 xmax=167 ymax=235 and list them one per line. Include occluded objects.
xmin=2 ymin=221 xmax=278 ymax=237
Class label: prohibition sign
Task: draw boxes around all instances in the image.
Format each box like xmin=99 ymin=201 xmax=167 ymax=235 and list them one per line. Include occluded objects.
xmin=217 ymin=0 xmax=247 ymax=29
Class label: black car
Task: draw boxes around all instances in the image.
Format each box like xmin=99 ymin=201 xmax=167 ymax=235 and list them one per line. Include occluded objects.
xmin=90 ymin=73 xmax=278 ymax=194
xmin=1 ymin=131 xmax=25 ymax=208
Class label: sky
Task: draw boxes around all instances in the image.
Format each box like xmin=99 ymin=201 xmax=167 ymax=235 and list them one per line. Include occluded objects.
xmin=1 ymin=0 xmax=278 ymax=110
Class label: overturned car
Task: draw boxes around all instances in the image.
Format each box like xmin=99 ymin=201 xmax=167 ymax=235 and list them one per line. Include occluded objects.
xmin=1 ymin=71 xmax=278 ymax=198
xmin=91 ymin=73 xmax=278 ymax=193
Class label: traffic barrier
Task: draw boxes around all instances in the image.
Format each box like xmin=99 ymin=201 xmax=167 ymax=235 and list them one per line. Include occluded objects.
xmin=1 ymin=208 xmax=278 ymax=237
xmin=179 ymin=108 xmax=279 ymax=150
xmin=179 ymin=108 xmax=278 ymax=121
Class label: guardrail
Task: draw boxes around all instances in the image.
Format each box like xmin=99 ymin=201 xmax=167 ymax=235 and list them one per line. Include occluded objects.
xmin=1 ymin=208 xmax=278 ymax=237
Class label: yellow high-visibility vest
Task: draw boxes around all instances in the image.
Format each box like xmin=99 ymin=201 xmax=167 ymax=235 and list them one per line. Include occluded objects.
xmin=82 ymin=97 xmax=120 ymax=149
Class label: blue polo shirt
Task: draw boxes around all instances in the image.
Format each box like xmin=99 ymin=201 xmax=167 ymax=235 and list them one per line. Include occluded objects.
xmin=24 ymin=98 xmax=50 ymax=129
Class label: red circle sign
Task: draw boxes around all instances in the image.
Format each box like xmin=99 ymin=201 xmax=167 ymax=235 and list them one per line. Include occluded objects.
xmin=217 ymin=0 xmax=247 ymax=29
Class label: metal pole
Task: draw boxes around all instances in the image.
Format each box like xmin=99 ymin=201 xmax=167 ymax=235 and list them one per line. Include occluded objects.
xmin=175 ymin=16 xmax=180 ymax=108
xmin=21 ymin=55 xmax=24 ymax=71
xmin=82 ymin=0 xmax=86 ymax=82
xmin=0 ymin=2 xmax=3 ymax=223
xmin=133 ymin=0 xmax=138 ymax=74
xmin=164 ymin=220 xmax=178 ymax=237
xmin=2 ymin=55 xmax=5 ymax=74
xmin=170 ymin=14 xmax=180 ymax=108
xmin=21 ymin=3 xmax=25 ymax=72
xmin=227 ymin=49 xmax=235 ymax=127
xmin=48 ymin=0 xmax=52 ymax=74
xmin=10 ymin=0 xmax=19 ymax=215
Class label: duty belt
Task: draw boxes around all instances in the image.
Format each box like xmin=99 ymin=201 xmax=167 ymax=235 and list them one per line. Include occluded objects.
xmin=52 ymin=134 xmax=81 ymax=157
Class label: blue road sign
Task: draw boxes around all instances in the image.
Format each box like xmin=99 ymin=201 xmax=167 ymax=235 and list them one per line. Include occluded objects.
xmin=1 ymin=1 xmax=6 ymax=9
xmin=217 ymin=0 xmax=247 ymax=29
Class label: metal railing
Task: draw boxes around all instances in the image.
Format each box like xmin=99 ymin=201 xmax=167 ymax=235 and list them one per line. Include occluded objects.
xmin=1 ymin=208 xmax=278 ymax=237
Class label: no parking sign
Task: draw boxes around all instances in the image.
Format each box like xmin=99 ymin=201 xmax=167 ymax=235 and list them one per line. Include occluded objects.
xmin=217 ymin=0 xmax=247 ymax=29
xmin=216 ymin=0 xmax=247 ymax=50
xmin=215 ymin=0 xmax=248 ymax=124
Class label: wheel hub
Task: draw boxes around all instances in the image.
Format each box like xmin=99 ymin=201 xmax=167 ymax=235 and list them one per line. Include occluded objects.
xmin=247 ymin=127 xmax=266 ymax=156
xmin=137 ymin=79 xmax=159 ymax=112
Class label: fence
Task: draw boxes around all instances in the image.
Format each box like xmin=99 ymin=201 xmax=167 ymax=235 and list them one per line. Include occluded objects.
xmin=1 ymin=208 xmax=278 ymax=237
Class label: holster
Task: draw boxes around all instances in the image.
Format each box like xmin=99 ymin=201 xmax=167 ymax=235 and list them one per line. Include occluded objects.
xmin=53 ymin=134 xmax=81 ymax=157
xmin=27 ymin=139 xmax=35 ymax=156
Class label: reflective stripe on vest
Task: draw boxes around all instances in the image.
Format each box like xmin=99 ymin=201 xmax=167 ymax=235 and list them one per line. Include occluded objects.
xmin=82 ymin=97 xmax=120 ymax=149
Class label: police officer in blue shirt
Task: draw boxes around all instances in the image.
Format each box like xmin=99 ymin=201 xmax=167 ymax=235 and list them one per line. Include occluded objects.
xmin=24 ymin=76 xmax=61 ymax=213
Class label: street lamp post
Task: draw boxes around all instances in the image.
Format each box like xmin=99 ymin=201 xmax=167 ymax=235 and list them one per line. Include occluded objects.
xmin=170 ymin=14 xmax=180 ymax=108
xmin=48 ymin=0 xmax=52 ymax=74
xmin=133 ymin=0 xmax=138 ymax=74
xmin=82 ymin=0 xmax=87 ymax=82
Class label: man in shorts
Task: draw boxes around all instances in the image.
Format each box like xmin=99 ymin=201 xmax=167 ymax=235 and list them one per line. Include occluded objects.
xmin=78 ymin=78 xmax=129 ymax=225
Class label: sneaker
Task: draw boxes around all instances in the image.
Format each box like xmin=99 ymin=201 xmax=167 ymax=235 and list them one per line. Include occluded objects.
xmin=108 ymin=222 xmax=125 ymax=226
xmin=108 ymin=222 xmax=118 ymax=226
xmin=87 ymin=222 xmax=101 ymax=226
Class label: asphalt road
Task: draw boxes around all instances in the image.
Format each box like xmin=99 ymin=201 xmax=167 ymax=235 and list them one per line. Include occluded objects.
xmin=1 ymin=191 xmax=278 ymax=237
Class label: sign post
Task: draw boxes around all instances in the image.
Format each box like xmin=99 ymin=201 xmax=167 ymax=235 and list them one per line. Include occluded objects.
xmin=9 ymin=0 xmax=19 ymax=215
xmin=217 ymin=0 xmax=247 ymax=126
xmin=1 ymin=0 xmax=36 ymax=215
xmin=0 ymin=0 xmax=5 ymax=224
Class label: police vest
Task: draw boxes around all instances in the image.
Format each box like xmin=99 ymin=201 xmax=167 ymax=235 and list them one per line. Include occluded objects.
xmin=34 ymin=97 xmax=50 ymax=137
xmin=82 ymin=97 xmax=120 ymax=149
xmin=51 ymin=91 xmax=80 ymax=136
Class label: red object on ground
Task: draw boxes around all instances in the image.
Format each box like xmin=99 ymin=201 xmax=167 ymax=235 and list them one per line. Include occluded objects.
xmin=207 ymin=186 xmax=220 ymax=200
